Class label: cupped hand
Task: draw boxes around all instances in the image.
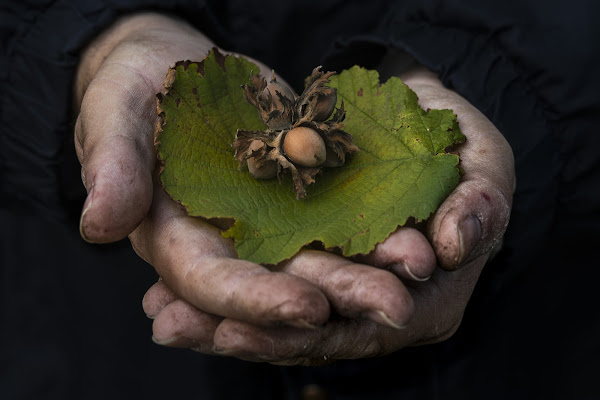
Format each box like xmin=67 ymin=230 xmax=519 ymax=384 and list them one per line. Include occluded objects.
xmin=73 ymin=13 xmax=334 ymax=330
xmin=143 ymin=57 xmax=515 ymax=365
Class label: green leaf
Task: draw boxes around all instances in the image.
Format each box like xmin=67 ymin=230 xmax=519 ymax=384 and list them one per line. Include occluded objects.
xmin=156 ymin=50 xmax=465 ymax=265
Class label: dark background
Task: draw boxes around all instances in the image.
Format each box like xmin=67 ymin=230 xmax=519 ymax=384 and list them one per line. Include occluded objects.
xmin=2 ymin=1 xmax=599 ymax=398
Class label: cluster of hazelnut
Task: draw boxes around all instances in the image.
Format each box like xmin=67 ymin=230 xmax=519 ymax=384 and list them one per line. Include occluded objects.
xmin=232 ymin=67 xmax=359 ymax=199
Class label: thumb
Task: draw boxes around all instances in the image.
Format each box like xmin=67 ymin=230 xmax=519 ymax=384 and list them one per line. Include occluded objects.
xmin=75 ymin=62 xmax=157 ymax=243
xmin=398 ymin=68 xmax=515 ymax=271
xmin=422 ymin=93 xmax=514 ymax=271
xmin=428 ymin=177 xmax=512 ymax=270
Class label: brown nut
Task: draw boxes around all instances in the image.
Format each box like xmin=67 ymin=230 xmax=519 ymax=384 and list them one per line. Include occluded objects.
xmin=235 ymin=67 xmax=358 ymax=198
xmin=282 ymin=127 xmax=326 ymax=167
xmin=247 ymin=157 xmax=278 ymax=179
xmin=245 ymin=140 xmax=277 ymax=179
xmin=322 ymin=146 xmax=344 ymax=168
xmin=261 ymin=79 xmax=295 ymax=106
xmin=258 ymin=74 xmax=296 ymax=130
xmin=311 ymin=91 xmax=337 ymax=122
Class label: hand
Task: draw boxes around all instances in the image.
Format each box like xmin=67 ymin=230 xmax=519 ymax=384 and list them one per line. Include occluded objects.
xmin=74 ymin=13 xmax=334 ymax=331
xmin=142 ymin=59 xmax=515 ymax=365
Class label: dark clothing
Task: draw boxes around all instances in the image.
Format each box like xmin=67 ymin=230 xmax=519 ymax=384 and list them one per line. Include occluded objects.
xmin=2 ymin=1 xmax=599 ymax=399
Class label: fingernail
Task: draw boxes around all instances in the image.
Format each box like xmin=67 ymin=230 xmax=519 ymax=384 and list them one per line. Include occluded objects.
xmin=390 ymin=263 xmax=430 ymax=281
xmin=404 ymin=263 xmax=431 ymax=281
xmin=79 ymin=186 xmax=94 ymax=242
xmin=152 ymin=335 xmax=181 ymax=346
xmin=365 ymin=310 xmax=406 ymax=330
xmin=457 ymin=216 xmax=482 ymax=266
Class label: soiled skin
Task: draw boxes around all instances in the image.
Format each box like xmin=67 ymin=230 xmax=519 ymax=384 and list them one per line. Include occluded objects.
xmin=74 ymin=13 xmax=515 ymax=366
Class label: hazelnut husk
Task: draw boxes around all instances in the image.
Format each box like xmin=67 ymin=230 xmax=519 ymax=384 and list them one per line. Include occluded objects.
xmin=233 ymin=67 xmax=359 ymax=198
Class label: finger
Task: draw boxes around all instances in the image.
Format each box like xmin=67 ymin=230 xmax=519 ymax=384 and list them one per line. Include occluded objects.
xmin=129 ymin=188 xmax=330 ymax=328
xmin=427 ymin=179 xmax=511 ymax=269
xmin=276 ymin=250 xmax=414 ymax=329
xmin=142 ymin=279 xmax=178 ymax=319
xmin=151 ymin=299 xmax=221 ymax=353
xmin=212 ymin=318 xmax=394 ymax=365
xmin=213 ymin=256 xmax=489 ymax=365
xmin=354 ymin=227 xmax=436 ymax=281
xmin=423 ymin=93 xmax=513 ymax=269
xmin=76 ymin=62 xmax=159 ymax=243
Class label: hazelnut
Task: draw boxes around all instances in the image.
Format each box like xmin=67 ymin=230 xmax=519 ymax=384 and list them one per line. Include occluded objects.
xmin=311 ymin=91 xmax=337 ymax=122
xmin=244 ymin=139 xmax=276 ymax=179
xmin=261 ymin=73 xmax=295 ymax=106
xmin=234 ymin=66 xmax=359 ymax=198
xmin=258 ymin=72 xmax=295 ymax=130
xmin=323 ymin=146 xmax=344 ymax=167
xmin=247 ymin=157 xmax=278 ymax=179
xmin=283 ymin=127 xmax=326 ymax=167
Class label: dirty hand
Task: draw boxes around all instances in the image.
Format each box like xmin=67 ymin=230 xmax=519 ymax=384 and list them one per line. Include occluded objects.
xmin=143 ymin=60 xmax=515 ymax=364
xmin=74 ymin=13 xmax=434 ymax=344
xmin=74 ymin=13 xmax=333 ymax=333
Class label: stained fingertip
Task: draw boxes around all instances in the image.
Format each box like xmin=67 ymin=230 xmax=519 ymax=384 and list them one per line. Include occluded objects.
xmin=142 ymin=280 xmax=178 ymax=319
xmin=79 ymin=137 xmax=154 ymax=243
xmin=79 ymin=189 xmax=151 ymax=243
xmin=211 ymin=322 xmax=254 ymax=356
xmin=152 ymin=300 xmax=220 ymax=347
xmin=430 ymin=179 xmax=511 ymax=270
xmin=433 ymin=213 xmax=483 ymax=270
xmin=368 ymin=228 xmax=437 ymax=280
xmin=80 ymin=181 xmax=152 ymax=243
